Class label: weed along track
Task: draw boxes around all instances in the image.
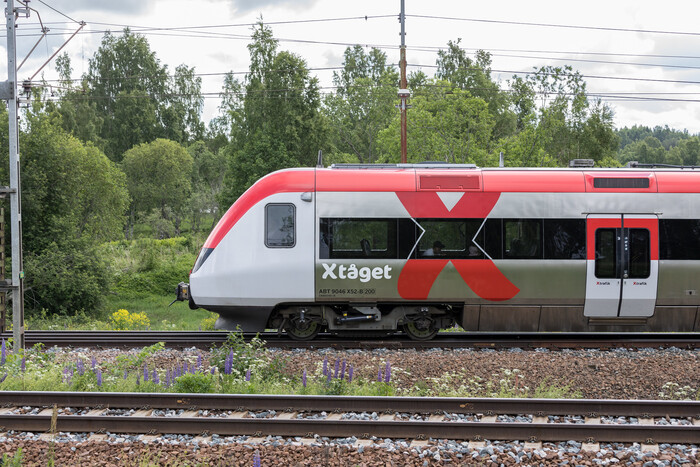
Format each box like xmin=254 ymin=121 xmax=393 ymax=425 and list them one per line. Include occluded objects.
xmin=0 ymin=392 xmax=697 ymax=445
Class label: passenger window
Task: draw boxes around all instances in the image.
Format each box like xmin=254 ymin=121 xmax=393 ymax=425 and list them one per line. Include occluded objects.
xmin=503 ymin=219 xmax=542 ymax=259
xmin=659 ymin=219 xmax=700 ymax=260
xmin=265 ymin=204 xmax=295 ymax=248
xmin=416 ymin=219 xmax=484 ymax=259
xmin=544 ymin=219 xmax=586 ymax=259
xmin=320 ymin=218 xmax=397 ymax=259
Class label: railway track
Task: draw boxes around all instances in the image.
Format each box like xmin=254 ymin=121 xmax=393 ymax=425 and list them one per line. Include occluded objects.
xmin=0 ymin=392 xmax=697 ymax=444
xmin=1 ymin=330 xmax=699 ymax=350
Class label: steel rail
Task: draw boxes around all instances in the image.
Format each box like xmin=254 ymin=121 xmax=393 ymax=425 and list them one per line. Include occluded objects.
xmin=1 ymin=331 xmax=698 ymax=350
xmin=0 ymin=392 xmax=698 ymax=419
xmin=0 ymin=393 xmax=697 ymax=443
xmin=0 ymin=415 xmax=696 ymax=443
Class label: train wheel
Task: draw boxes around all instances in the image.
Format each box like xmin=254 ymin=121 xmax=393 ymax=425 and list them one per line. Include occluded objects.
xmin=286 ymin=315 xmax=320 ymax=341
xmin=403 ymin=318 xmax=438 ymax=341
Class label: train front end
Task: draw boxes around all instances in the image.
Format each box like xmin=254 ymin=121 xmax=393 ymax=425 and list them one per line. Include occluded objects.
xmin=175 ymin=169 xmax=317 ymax=332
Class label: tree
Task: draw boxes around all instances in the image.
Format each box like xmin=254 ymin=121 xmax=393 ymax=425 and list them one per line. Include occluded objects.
xmin=86 ymin=29 xmax=170 ymax=161
xmin=324 ymin=46 xmax=398 ymax=163
xmin=436 ymin=39 xmax=515 ymax=140
xmin=121 ymin=139 xmax=193 ymax=237
xmin=377 ymin=82 xmax=494 ymax=165
xmin=162 ymin=64 xmax=205 ymax=144
xmin=220 ymin=21 xmax=328 ymax=202
xmin=0 ymin=107 xmax=129 ymax=314
xmin=188 ymin=141 xmax=227 ymax=231
xmin=220 ymin=133 xmax=296 ymax=206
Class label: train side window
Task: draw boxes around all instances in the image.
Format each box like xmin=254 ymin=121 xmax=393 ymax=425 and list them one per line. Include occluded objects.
xmin=503 ymin=219 xmax=542 ymax=259
xmin=544 ymin=219 xmax=586 ymax=259
xmin=321 ymin=218 xmax=397 ymax=259
xmin=659 ymin=219 xmax=700 ymax=260
xmin=628 ymin=228 xmax=650 ymax=278
xmin=594 ymin=228 xmax=617 ymax=278
xmin=265 ymin=204 xmax=295 ymax=248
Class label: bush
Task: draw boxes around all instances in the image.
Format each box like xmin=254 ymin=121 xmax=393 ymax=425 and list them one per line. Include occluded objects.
xmin=110 ymin=309 xmax=150 ymax=330
xmin=172 ymin=373 xmax=214 ymax=393
xmin=100 ymin=237 xmax=197 ymax=297
xmin=24 ymin=241 xmax=110 ymax=315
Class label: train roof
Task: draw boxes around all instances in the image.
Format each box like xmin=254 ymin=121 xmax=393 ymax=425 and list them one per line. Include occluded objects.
xmin=313 ymin=164 xmax=700 ymax=194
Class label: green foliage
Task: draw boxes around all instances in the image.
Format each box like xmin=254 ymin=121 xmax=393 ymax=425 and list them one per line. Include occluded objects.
xmin=377 ymin=83 xmax=494 ymax=165
xmin=325 ymin=46 xmax=398 ymax=163
xmin=199 ymin=313 xmax=217 ymax=331
xmin=210 ymin=331 xmax=267 ymax=378
xmin=121 ymin=139 xmax=194 ymax=235
xmin=172 ymin=372 xmax=214 ymax=393
xmin=24 ymin=240 xmax=110 ymax=315
xmin=219 ymin=21 xmax=328 ymax=205
xmin=0 ymin=109 xmax=129 ymax=253
xmin=114 ymin=342 xmax=165 ymax=373
xmin=100 ymin=237 xmax=197 ymax=297
xmin=1 ymin=448 xmax=23 ymax=467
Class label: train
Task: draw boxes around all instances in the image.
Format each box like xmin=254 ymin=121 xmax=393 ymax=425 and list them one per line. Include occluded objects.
xmin=175 ymin=162 xmax=700 ymax=339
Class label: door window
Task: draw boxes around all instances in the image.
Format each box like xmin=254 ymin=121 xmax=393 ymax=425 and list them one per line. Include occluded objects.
xmin=628 ymin=228 xmax=650 ymax=278
xmin=594 ymin=228 xmax=618 ymax=278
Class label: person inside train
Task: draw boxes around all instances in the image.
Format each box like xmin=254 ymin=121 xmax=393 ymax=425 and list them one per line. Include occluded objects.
xmin=360 ymin=239 xmax=371 ymax=256
xmin=468 ymin=245 xmax=480 ymax=257
xmin=424 ymin=240 xmax=445 ymax=256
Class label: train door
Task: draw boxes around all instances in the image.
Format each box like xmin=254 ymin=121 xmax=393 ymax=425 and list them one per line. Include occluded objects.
xmin=584 ymin=214 xmax=658 ymax=318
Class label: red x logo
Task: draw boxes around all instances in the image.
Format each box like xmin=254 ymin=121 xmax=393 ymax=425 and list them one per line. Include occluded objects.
xmin=395 ymin=191 xmax=520 ymax=301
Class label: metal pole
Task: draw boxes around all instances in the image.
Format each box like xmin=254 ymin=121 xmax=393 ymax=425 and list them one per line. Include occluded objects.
xmin=399 ymin=0 xmax=408 ymax=164
xmin=6 ymin=0 xmax=25 ymax=352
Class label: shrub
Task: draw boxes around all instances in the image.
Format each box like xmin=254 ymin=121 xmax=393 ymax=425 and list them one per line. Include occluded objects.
xmin=24 ymin=241 xmax=110 ymax=315
xmin=199 ymin=313 xmax=217 ymax=331
xmin=210 ymin=331 xmax=267 ymax=378
xmin=111 ymin=309 xmax=150 ymax=330
xmin=172 ymin=373 xmax=214 ymax=393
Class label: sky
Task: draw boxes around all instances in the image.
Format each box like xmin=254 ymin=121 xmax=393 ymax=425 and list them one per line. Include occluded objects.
xmin=4 ymin=0 xmax=700 ymax=133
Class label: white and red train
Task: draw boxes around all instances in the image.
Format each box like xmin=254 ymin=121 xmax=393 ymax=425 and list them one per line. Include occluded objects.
xmin=178 ymin=163 xmax=700 ymax=339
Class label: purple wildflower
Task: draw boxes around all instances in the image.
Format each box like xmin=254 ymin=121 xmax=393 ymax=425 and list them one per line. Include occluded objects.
xmin=20 ymin=357 xmax=25 ymax=373
xmin=348 ymin=365 xmax=354 ymax=383
xmin=245 ymin=368 xmax=251 ymax=382
xmin=190 ymin=364 xmax=195 ymax=375
xmin=136 ymin=374 xmax=140 ymax=386
xmin=210 ymin=367 xmax=216 ymax=375
xmin=340 ymin=360 xmax=346 ymax=380
xmin=197 ymin=354 xmax=202 ymax=370
xmin=184 ymin=361 xmax=189 ymax=374
xmin=123 ymin=369 xmax=128 ymax=380
xmin=327 ymin=371 xmax=332 ymax=384
xmin=384 ymin=361 xmax=391 ymax=383
xmin=0 ymin=373 xmax=6 ymax=384
xmin=153 ymin=369 xmax=159 ymax=385
xmin=224 ymin=350 xmax=233 ymax=375
xmin=96 ymin=368 xmax=102 ymax=387
xmin=1 ymin=339 xmax=6 ymax=365
xmin=334 ymin=359 xmax=340 ymax=378
xmin=91 ymin=356 xmax=97 ymax=370
xmin=143 ymin=365 xmax=149 ymax=382
xmin=253 ymin=450 xmax=261 ymax=467
xmin=77 ymin=360 xmax=85 ymax=376
xmin=322 ymin=356 xmax=328 ymax=376
xmin=302 ymin=369 xmax=307 ymax=388
xmin=377 ymin=368 xmax=382 ymax=383
xmin=63 ymin=366 xmax=73 ymax=384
